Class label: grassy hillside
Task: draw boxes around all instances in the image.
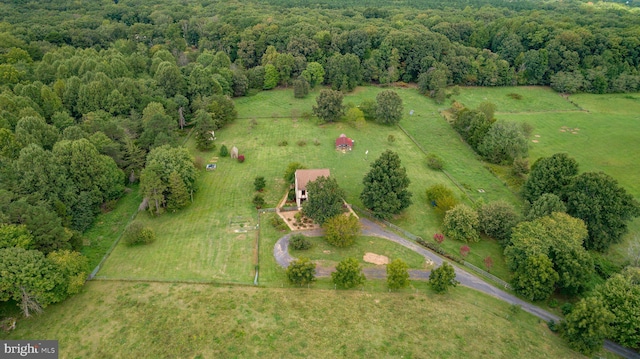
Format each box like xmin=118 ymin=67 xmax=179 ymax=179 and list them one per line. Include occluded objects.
xmin=2 ymin=281 xmax=585 ymax=359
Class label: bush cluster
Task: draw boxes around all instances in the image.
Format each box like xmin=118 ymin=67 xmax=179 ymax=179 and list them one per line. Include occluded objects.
xmin=289 ymin=234 xmax=312 ymax=250
xmin=123 ymin=222 xmax=156 ymax=246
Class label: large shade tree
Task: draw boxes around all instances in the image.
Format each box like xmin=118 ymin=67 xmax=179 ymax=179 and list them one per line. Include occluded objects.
xmin=312 ymin=89 xmax=344 ymax=123
xmin=303 ymin=176 xmax=345 ymax=225
xmin=522 ymin=153 xmax=578 ymax=203
xmin=565 ymin=172 xmax=640 ymax=251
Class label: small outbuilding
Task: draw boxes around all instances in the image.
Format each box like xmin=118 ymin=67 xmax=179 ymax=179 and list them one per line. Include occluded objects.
xmin=294 ymin=168 xmax=330 ymax=209
xmin=335 ymin=134 xmax=353 ymax=151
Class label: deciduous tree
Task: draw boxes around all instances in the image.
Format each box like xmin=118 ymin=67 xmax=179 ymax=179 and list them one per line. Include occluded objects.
xmin=323 ymin=214 xmax=360 ymax=248
xmin=286 ymin=257 xmax=316 ymax=286
xmin=312 ymin=89 xmax=344 ymax=123
xmin=0 ymin=247 xmax=61 ymax=317
xmin=429 ymin=262 xmax=459 ymax=293
xmin=375 ymin=90 xmax=403 ymax=125
xmin=565 ymin=172 xmax=640 ymax=251
xmin=332 ymin=257 xmax=366 ymax=289
xmin=303 ymin=176 xmax=345 ymax=225
xmin=522 ymin=153 xmax=578 ymax=203
xmin=478 ymin=201 xmax=520 ymax=246
xmin=387 ymin=259 xmax=409 ymax=290
xmin=443 ymin=204 xmax=479 ymax=243
xmin=561 ymin=296 xmax=614 ymax=355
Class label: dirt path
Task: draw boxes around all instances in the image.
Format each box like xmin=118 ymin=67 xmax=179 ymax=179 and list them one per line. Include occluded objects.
xmin=273 ymin=218 xmax=640 ymax=359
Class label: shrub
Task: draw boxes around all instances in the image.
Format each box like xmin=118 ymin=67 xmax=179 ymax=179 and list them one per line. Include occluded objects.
xmin=561 ymin=303 xmax=574 ymax=315
xmin=425 ymin=184 xmax=458 ymax=214
xmin=237 ymin=154 xmax=245 ymax=163
xmin=297 ymin=140 xmax=307 ymax=146
xmin=484 ymin=255 xmax=494 ymax=272
xmin=219 ymin=145 xmax=229 ymax=157
xmin=387 ymin=134 xmax=395 ymax=143
xmin=287 ymin=188 xmax=296 ymax=202
xmin=278 ymin=140 xmax=288 ymax=146
xmin=426 ymin=153 xmax=444 ymax=170
xmin=443 ymin=204 xmax=479 ymax=243
xmin=254 ymin=176 xmax=266 ymax=191
xmin=508 ymin=93 xmax=523 ymax=100
xmin=429 ymin=262 xmax=459 ymax=293
xmin=512 ymin=157 xmax=530 ymax=177
xmin=313 ymin=138 xmax=320 ymax=146
xmin=270 ymin=216 xmax=288 ymax=231
xmin=252 ymin=194 xmax=265 ymax=208
xmin=460 ymin=245 xmax=470 ymax=258
xmin=123 ymin=222 xmax=156 ymax=246
xmin=416 ymin=238 xmax=465 ymax=264
xmin=433 ymin=233 xmax=444 ymax=244
xmin=290 ymin=234 xmax=312 ymax=250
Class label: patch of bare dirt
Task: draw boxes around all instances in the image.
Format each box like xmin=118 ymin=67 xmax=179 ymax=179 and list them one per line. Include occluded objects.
xmin=363 ymin=252 xmax=390 ymax=265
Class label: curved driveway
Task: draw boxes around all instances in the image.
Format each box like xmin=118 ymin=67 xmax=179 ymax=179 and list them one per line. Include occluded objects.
xmin=274 ymin=217 xmax=640 ymax=359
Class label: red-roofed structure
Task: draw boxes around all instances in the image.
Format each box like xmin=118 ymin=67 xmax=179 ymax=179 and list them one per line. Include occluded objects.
xmin=335 ymin=134 xmax=353 ymax=151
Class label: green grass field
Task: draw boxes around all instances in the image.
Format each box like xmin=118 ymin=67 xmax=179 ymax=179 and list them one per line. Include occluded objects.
xmin=450 ymin=86 xmax=581 ymax=113
xmin=100 ymin=87 xmax=487 ymax=282
xmin=96 ymin=85 xmax=640 ymax=287
xmin=1 ymin=281 xmax=586 ymax=359
xmin=81 ymin=186 xmax=142 ymax=271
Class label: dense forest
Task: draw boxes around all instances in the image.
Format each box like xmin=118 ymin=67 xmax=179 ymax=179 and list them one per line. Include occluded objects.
xmin=1 ymin=0 xmax=640 ymax=335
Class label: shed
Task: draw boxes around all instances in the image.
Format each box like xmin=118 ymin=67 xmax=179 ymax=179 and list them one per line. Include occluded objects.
xmin=335 ymin=134 xmax=353 ymax=151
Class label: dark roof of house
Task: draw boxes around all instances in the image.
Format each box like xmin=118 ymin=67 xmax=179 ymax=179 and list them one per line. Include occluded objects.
xmin=335 ymin=134 xmax=353 ymax=147
xmin=295 ymin=169 xmax=330 ymax=190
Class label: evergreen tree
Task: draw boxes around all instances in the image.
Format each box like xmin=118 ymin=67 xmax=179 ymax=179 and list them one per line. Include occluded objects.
xmin=166 ymin=171 xmax=190 ymax=211
xmin=360 ymin=150 xmax=412 ymax=219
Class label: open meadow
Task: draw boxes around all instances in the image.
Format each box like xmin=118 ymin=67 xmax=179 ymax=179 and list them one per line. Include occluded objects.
xmin=1 ymin=281 xmax=585 ymax=359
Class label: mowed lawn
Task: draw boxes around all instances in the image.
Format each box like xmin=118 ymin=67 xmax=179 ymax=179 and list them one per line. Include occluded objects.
xmin=289 ymin=235 xmax=429 ymax=270
xmin=3 ymin=281 xmax=586 ymax=359
xmin=450 ymin=86 xmax=580 ymax=113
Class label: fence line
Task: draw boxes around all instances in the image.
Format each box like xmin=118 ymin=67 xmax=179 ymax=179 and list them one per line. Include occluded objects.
xmin=254 ymin=210 xmax=261 ymax=285
xmin=351 ymin=205 xmax=512 ymax=291
xmin=93 ymin=276 xmax=254 ymax=287
xmin=396 ymin=124 xmax=474 ymax=203
xmin=88 ymin=209 xmax=139 ymax=280
xmin=463 ymin=262 xmax=512 ymax=290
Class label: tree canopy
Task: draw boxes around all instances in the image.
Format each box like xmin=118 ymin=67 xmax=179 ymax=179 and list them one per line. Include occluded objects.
xmin=303 ymin=176 xmax=345 ymax=226
xmin=360 ymin=150 xmax=412 ymax=220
